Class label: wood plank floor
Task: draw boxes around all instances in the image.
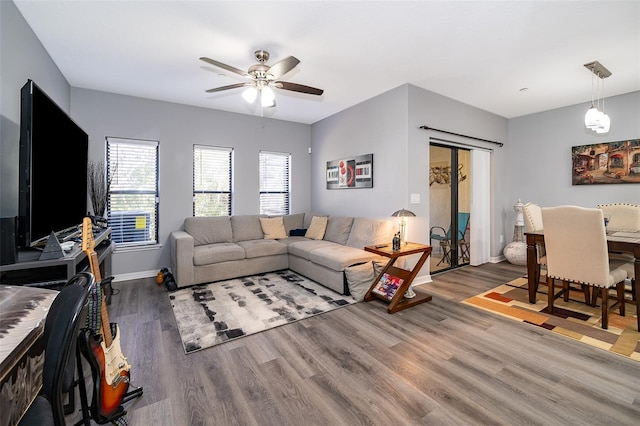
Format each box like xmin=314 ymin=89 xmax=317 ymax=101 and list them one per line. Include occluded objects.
xmin=67 ymin=262 xmax=640 ymax=425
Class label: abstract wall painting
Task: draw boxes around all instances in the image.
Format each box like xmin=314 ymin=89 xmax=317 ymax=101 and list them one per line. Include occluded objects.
xmin=326 ymin=154 xmax=373 ymax=189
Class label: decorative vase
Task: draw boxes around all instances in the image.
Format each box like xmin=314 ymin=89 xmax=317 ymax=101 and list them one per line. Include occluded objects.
xmin=504 ymin=199 xmax=527 ymax=266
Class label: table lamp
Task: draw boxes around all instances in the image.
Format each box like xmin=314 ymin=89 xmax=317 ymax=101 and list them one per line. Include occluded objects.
xmin=391 ymin=208 xmax=416 ymax=246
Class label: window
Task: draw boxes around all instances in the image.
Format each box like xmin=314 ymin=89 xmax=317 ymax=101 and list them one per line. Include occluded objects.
xmin=106 ymin=138 xmax=159 ymax=246
xmin=259 ymin=151 xmax=290 ymax=215
xmin=193 ymin=145 xmax=232 ymax=216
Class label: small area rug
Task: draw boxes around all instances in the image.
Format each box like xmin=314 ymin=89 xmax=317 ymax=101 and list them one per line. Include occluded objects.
xmin=463 ymin=276 xmax=640 ymax=361
xmin=169 ymin=270 xmax=355 ymax=354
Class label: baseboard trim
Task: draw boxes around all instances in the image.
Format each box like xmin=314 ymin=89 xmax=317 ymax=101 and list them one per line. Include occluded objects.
xmin=112 ymin=270 xmax=157 ymax=282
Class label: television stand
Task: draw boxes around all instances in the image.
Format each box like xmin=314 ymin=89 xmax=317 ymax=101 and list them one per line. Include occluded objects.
xmin=0 ymin=227 xmax=114 ymax=291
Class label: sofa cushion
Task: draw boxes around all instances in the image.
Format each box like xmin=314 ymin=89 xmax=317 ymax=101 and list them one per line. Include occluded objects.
xmin=287 ymin=239 xmax=336 ymax=260
xmin=305 ymin=216 xmax=328 ymax=240
xmin=231 ymin=215 xmax=265 ymax=242
xmin=346 ymin=218 xmax=395 ymax=248
xmin=282 ymin=213 xmax=305 ymax=234
xmin=193 ymin=242 xmax=245 ymax=266
xmin=323 ymin=216 xmax=354 ymax=245
xmin=184 ymin=216 xmax=233 ymax=246
xmin=260 ymin=216 xmax=287 ymax=239
xmin=237 ymin=239 xmax=288 ymax=259
xmin=310 ymin=245 xmax=378 ymax=271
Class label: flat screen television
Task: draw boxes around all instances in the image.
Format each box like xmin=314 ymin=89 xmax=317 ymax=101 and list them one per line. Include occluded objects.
xmin=18 ymin=79 xmax=89 ymax=248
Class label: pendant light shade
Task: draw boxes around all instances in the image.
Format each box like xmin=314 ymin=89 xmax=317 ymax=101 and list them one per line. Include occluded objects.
xmin=584 ymin=105 xmax=600 ymax=128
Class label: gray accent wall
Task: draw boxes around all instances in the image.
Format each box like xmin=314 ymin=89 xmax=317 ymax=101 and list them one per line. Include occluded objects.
xmin=70 ymin=88 xmax=311 ymax=276
xmin=506 ymin=91 xmax=640 ymax=217
xmin=1 ymin=0 xmax=70 ymax=216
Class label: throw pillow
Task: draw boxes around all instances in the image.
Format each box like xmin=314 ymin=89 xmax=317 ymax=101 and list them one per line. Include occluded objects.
xmin=305 ymin=216 xmax=328 ymax=240
xmin=345 ymin=261 xmax=375 ymax=301
xmin=289 ymin=228 xmax=307 ymax=237
xmin=259 ymin=216 xmax=287 ymax=239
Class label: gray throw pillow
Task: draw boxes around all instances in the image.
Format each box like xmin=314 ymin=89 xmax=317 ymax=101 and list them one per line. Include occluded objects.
xmin=344 ymin=261 xmax=375 ymax=302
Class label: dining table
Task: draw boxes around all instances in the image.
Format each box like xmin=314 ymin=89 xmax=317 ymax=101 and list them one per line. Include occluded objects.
xmin=525 ymin=229 xmax=640 ymax=330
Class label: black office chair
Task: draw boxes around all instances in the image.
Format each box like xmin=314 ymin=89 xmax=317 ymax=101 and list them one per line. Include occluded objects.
xmin=18 ymin=272 xmax=95 ymax=426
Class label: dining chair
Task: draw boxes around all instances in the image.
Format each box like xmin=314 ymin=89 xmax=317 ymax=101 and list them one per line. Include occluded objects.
xmin=541 ymin=206 xmax=627 ymax=329
xmin=597 ymin=203 xmax=638 ymax=299
xmin=523 ymin=202 xmax=547 ymax=287
xmin=429 ymin=212 xmax=470 ymax=265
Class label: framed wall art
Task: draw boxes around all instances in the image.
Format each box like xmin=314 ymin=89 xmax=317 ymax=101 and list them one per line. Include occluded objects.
xmin=326 ymin=153 xmax=373 ymax=189
xmin=572 ymin=139 xmax=640 ymax=185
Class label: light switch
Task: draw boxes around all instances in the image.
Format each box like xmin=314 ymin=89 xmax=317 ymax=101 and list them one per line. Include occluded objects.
xmin=410 ymin=193 xmax=420 ymax=204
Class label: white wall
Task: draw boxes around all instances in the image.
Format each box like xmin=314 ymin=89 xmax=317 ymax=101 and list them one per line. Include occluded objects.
xmin=71 ymin=88 xmax=312 ymax=277
xmin=506 ymin=90 xmax=640 ymax=231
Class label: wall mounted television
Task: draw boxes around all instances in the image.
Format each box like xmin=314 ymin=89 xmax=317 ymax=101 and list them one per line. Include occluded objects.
xmin=18 ymin=79 xmax=89 ymax=248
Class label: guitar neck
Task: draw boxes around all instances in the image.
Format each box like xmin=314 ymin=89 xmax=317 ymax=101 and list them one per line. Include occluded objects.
xmin=88 ymin=250 xmax=114 ymax=346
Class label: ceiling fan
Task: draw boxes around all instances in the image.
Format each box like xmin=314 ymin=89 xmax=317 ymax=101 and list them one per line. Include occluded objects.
xmin=200 ymin=50 xmax=324 ymax=108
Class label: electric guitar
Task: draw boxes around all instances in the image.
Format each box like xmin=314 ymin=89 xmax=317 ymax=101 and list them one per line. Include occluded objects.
xmin=80 ymin=217 xmax=131 ymax=421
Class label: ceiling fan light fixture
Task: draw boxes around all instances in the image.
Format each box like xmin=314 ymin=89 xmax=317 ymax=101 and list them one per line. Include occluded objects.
xmin=242 ymin=86 xmax=258 ymax=103
xmin=261 ymin=86 xmax=276 ymax=108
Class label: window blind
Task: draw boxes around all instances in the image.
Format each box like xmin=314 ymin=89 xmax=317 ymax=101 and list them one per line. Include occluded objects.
xmin=106 ymin=138 xmax=159 ymax=246
xmin=259 ymin=151 xmax=290 ymax=215
xmin=193 ymin=145 xmax=232 ymax=216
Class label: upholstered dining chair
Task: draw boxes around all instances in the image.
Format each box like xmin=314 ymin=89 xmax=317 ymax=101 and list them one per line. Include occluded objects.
xmin=597 ymin=203 xmax=638 ymax=299
xmin=523 ymin=202 xmax=547 ymax=288
xmin=541 ymin=206 xmax=627 ymax=329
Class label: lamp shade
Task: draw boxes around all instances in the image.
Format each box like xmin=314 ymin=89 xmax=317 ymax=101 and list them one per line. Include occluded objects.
xmin=242 ymin=86 xmax=258 ymax=103
xmin=391 ymin=209 xmax=416 ymax=218
xmin=261 ymin=86 xmax=276 ymax=107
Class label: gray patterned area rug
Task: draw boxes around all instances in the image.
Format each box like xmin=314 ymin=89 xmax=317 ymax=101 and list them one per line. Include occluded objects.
xmin=169 ymin=270 xmax=356 ymax=354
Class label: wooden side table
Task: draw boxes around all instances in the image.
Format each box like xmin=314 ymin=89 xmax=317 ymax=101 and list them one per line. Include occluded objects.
xmin=363 ymin=242 xmax=432 ymax=313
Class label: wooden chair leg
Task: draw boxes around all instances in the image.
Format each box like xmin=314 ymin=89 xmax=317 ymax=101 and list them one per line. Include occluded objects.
xmin=601 ymin=286 xmax=608 ymax=329
xmin=563 ymin=281 xmax=570 ymax=302
xmin=581 ymin=284 xmax=590 ymax=306
xmin=591 ymin=285 xmax=599 ymax=307
xmin=547 ymin=276 xmax=554 ymax=314
xmin=617 ymin=282 xmax=625 ymax=317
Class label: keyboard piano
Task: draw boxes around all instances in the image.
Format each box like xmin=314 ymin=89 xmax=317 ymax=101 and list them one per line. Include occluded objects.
xmin=0 ymin=285 xmax=58 ymax=426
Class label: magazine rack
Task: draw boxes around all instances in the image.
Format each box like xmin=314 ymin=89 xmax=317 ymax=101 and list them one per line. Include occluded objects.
xmin=364 ymin=242 xmax=432 ymax=313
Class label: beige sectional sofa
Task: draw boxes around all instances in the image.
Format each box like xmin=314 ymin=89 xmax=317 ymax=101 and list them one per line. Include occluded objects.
xmin=169 ymin=213 xmax=395 ymax=295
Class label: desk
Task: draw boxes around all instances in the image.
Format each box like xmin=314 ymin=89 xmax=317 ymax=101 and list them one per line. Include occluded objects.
xmin=525 ymin=230 xmax=640 ymax=330
xmin=364 ymin=242 xmax=432 ymax=313
xmin=0 ymin=285 xmax=58 ymax=426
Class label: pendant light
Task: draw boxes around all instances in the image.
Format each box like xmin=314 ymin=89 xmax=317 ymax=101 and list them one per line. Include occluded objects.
xmin=584 ymin=61 xmax=611 ymax=134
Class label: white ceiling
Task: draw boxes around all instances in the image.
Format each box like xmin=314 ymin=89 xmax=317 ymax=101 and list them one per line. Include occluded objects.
xmin=13 ymin=0 xmax=640 ymax=125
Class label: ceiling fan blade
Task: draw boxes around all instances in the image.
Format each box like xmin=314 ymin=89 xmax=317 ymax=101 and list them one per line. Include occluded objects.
xmin=268 ymin=56 xmax=300 ymax=79
xmin=205 ymin=83 xmax=247 ymax=93
xmin=275 ymin=81 xmax=324 ymax=96
xmin=200 ymin=57 xmax=249 ymax=78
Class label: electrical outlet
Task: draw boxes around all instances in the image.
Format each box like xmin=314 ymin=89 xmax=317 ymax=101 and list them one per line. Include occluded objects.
xmin=500 ymin=234 xmax=504 ymax=243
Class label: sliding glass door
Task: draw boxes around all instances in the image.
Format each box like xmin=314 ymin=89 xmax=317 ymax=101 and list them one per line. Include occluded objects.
xmin=429 ymin=144 xmax=471 ymax=273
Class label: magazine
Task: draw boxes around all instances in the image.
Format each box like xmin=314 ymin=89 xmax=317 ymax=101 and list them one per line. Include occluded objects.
xmin=371 ymin=273 xmax=404 ymax=300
